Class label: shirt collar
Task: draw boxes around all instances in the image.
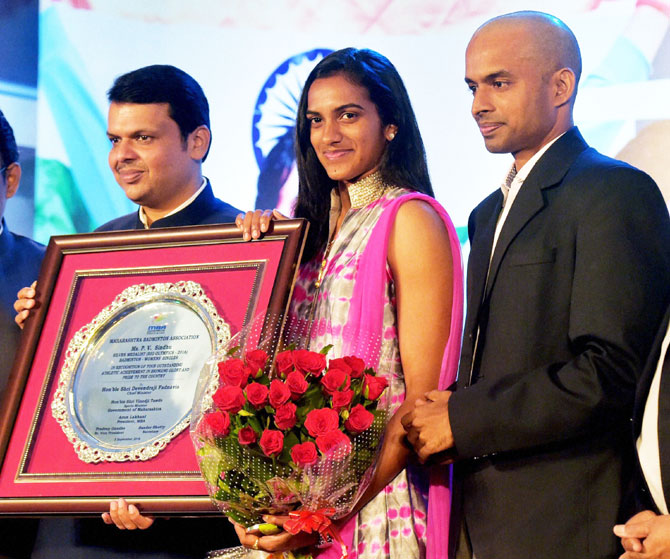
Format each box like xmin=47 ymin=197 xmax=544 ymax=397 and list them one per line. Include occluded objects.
xmin=139 ymin=177 xmax=207 ymax=229
xmin=500 ymin=133 xmax=565 ymax=198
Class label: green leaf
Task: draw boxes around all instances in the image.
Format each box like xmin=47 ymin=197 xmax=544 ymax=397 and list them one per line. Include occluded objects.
xmin=226 ymin=345 xmax=241 ymax=357
xmin=248 ymin=416 xmax=263 ymax=434
xmin=319 ymin=344 xmax=334 ymax=355
xmin=284 ymin=431 xmax=300 ymax=450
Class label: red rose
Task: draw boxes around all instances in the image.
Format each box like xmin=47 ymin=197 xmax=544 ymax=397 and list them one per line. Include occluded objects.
xmin=245 ymin=382 xmax=269 ymax=408
xmin=293 ymin=349 xmax=326 ymax=376
xmin=238 ymin=426 xmax=258 ymax=445
xmin=199 ymin=410 xmax=230 ymax=438
xmin=245 ymin=349 xmax=268 ymax=377
xmin=213 ymin=385 xmax=246 ymax=414
xmin=320 ymin=368 xmax=350 ymax=396
xmin=328 ymin=358 xmax=352 ymax=376
xmin=304 ymin=408 xmax=340 ymax=437
xmin=316 ymin=430 xmax=352 ymax=457
xmin=218 ymin=359 xmax=251 ymax=388
xmin=275 ymin=350 xmax=295 ymax=376
xmin=285 ymin=370 xmax=309 ymax=399
xmin=259 ymin=429 xmax=284 ymax=457
xmin=343 ymin=356 xmax=366 ymax=378
xmin=291 ymin=441 xmax=318 ymax=466
xmin=274 ymin=402 xmax=297 ymax=430
xmin=344 ymin=404 xmax=375 ymax=434
xmin=363 ymin=374 xmax=389 ymax=400
xmin=332 ymin=389 xmax=354 ymax=411
xmin=269 ymin=379 xmax=292 ymax=409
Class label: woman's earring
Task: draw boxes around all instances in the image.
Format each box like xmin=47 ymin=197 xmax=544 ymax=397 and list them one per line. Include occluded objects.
xmin=387 ymin=132 xmax=396 ymax=141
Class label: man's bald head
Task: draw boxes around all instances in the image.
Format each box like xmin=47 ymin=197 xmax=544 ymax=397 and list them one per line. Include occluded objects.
xmin=465 ymin=11 xmax=580 ymax=167
xmin=473 ymin=11 xmax=582 ymax=91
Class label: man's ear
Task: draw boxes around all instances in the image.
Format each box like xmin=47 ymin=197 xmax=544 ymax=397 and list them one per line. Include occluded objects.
xmin=189 ymin=125 xmax=211 ymax=161
xmin=553 ymin=68 xmax=576 ymax=107
xmin=4 ymin=163 xmax=21 ymax=199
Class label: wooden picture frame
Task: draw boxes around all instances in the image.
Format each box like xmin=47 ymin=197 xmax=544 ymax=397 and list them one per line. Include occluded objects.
xmin=0 ymin=220 xmax=307 ymax=516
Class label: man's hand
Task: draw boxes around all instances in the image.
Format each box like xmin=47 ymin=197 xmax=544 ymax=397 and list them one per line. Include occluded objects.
xmin=401 ymin=390 xmax=455 ymax=463
xmin=14 ymin=281 xmax=37 ymax=329
xmin=101 ymin=498 xmax=154 ymax=530
xmin=614 ymin=510 xmax=670 ymax=558
xmin=235 ymin=209 xmax=286 ymax=241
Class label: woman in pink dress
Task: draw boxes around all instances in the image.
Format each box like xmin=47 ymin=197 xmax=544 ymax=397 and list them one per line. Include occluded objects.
xmin=235 ymin=48 xmax=463 ymax=559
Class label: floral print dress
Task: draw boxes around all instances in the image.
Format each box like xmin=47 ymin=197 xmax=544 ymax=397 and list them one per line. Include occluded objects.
xmin=290 ymin=186 xmax=429 ymax=559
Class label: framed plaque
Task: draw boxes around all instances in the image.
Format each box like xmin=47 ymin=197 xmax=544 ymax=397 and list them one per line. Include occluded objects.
xmin=0 ymin=220 xmax=307 ymax=515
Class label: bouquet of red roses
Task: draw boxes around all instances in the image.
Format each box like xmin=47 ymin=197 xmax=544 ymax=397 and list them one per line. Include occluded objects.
xmin=191 ymin=318 xmax=390 ymax=558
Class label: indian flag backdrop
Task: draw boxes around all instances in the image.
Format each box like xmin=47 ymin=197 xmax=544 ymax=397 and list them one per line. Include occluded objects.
xmin=35 ymin=0 xmax=670 ymax=244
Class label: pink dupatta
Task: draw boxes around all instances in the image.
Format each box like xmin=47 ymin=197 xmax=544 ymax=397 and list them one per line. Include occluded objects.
xmin=318 ymin=192 xmax=464 ymax=559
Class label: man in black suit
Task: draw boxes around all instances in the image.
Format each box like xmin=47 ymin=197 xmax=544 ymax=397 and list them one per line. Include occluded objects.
xmin=0 ymin=109 xmax=45 ymax=394
xmin=0 ymin=109 xmax=44 ymax=559
xmin=96 ymin=64 xmax=240 ymax=233
xmin=15 ymin=65 xmax=241 ymax=559
xmin=402 ymin=11 xmax=670 ymax=559
xmin=614 ymin=307 xmax=670 ymax=558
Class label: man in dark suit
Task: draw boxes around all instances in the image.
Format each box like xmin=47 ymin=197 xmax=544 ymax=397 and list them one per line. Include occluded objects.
xmin=96 ymin=64 xmax=239 ymax=233
xmin=614 ymin=308 xmax=670 ymax=558
xmin=0 ymin=109 xmax=45 ymax=394
xmin=402 ymin=11 xmax=670 ymax=559
xmin=0 ymin=109 xmax=44 ymax=559
xmin=14 ymin=65 xmax=241 ymax=559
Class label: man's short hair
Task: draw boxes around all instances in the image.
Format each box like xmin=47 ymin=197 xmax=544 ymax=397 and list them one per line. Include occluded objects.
xmin=0 ymin=109 xmax=19 ymax=173
xmin=107 ymin=65 xmax=211 ymax=160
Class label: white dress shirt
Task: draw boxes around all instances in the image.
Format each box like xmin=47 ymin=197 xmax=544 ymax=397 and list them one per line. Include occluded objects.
xmin=490 ymin=134 xmax=563 ymax=258
xmin=638 ymin=320 xmax=670 ymax=514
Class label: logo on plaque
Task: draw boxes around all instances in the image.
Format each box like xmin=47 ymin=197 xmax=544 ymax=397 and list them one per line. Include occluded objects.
xmin=52 ymin=281 xmax=230 ymax=463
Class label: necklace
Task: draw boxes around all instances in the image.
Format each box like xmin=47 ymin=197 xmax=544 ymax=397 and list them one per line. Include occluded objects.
xmin=347 ymin=170 xmax=388 ymax=209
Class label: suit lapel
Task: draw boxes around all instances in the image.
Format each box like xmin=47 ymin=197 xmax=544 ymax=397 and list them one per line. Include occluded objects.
xmin=484 ymin=128 xmax=589 ymax=300
xmin=484 ymin=181 xmax=546 ymax=300
xmin=631 ymin=304 xmax=670 ymax=511
xmin=658 ymin=354 xmax=670 ymax=510
xmin=468 ymin=195 xmax=502 ymax=325
xmin=634 ymin=307 xmax=670 ymax=435
xmin=458 ymin=194 xmax=502 ymax=387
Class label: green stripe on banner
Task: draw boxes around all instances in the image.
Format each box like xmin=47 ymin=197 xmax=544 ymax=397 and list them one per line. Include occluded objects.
xmin=34 ymin=158 xmax=97 ymax=244
xmin=455 ymin=226 xmax=468 ymax=246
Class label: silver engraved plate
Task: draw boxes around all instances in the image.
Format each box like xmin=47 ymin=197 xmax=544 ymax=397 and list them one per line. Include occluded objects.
xmin=52 ymin=281 xmax=230 ymax=463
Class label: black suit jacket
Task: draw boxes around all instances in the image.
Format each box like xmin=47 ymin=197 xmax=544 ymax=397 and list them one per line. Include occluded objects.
xmin=0 ymin=221 xmax=44 ymax=557
xmin=448 ymin=128 xmax=670 ymax=559
xmin=0 ymin=221 xmax=45 ymax=394
xmin=95 ymin=180 xmax=240 ymax=232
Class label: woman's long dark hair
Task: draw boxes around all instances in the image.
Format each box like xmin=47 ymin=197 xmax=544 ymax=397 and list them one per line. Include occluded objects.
xmin=294 ymin=48 xmax=434 ymax=262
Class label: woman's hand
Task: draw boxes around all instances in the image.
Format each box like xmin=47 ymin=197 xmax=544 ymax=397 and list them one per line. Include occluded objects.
xmin=101 ymin=498 xmax=154 ymax=530
xmin=235 ymin=209 xmax=287 ymax=241
xmin=232 ymin=515 xmax=317 ymax=554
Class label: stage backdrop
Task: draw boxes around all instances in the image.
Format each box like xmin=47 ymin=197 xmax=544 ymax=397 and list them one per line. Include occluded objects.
xmin=35 ymin=0 xmax=670 ymax=247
